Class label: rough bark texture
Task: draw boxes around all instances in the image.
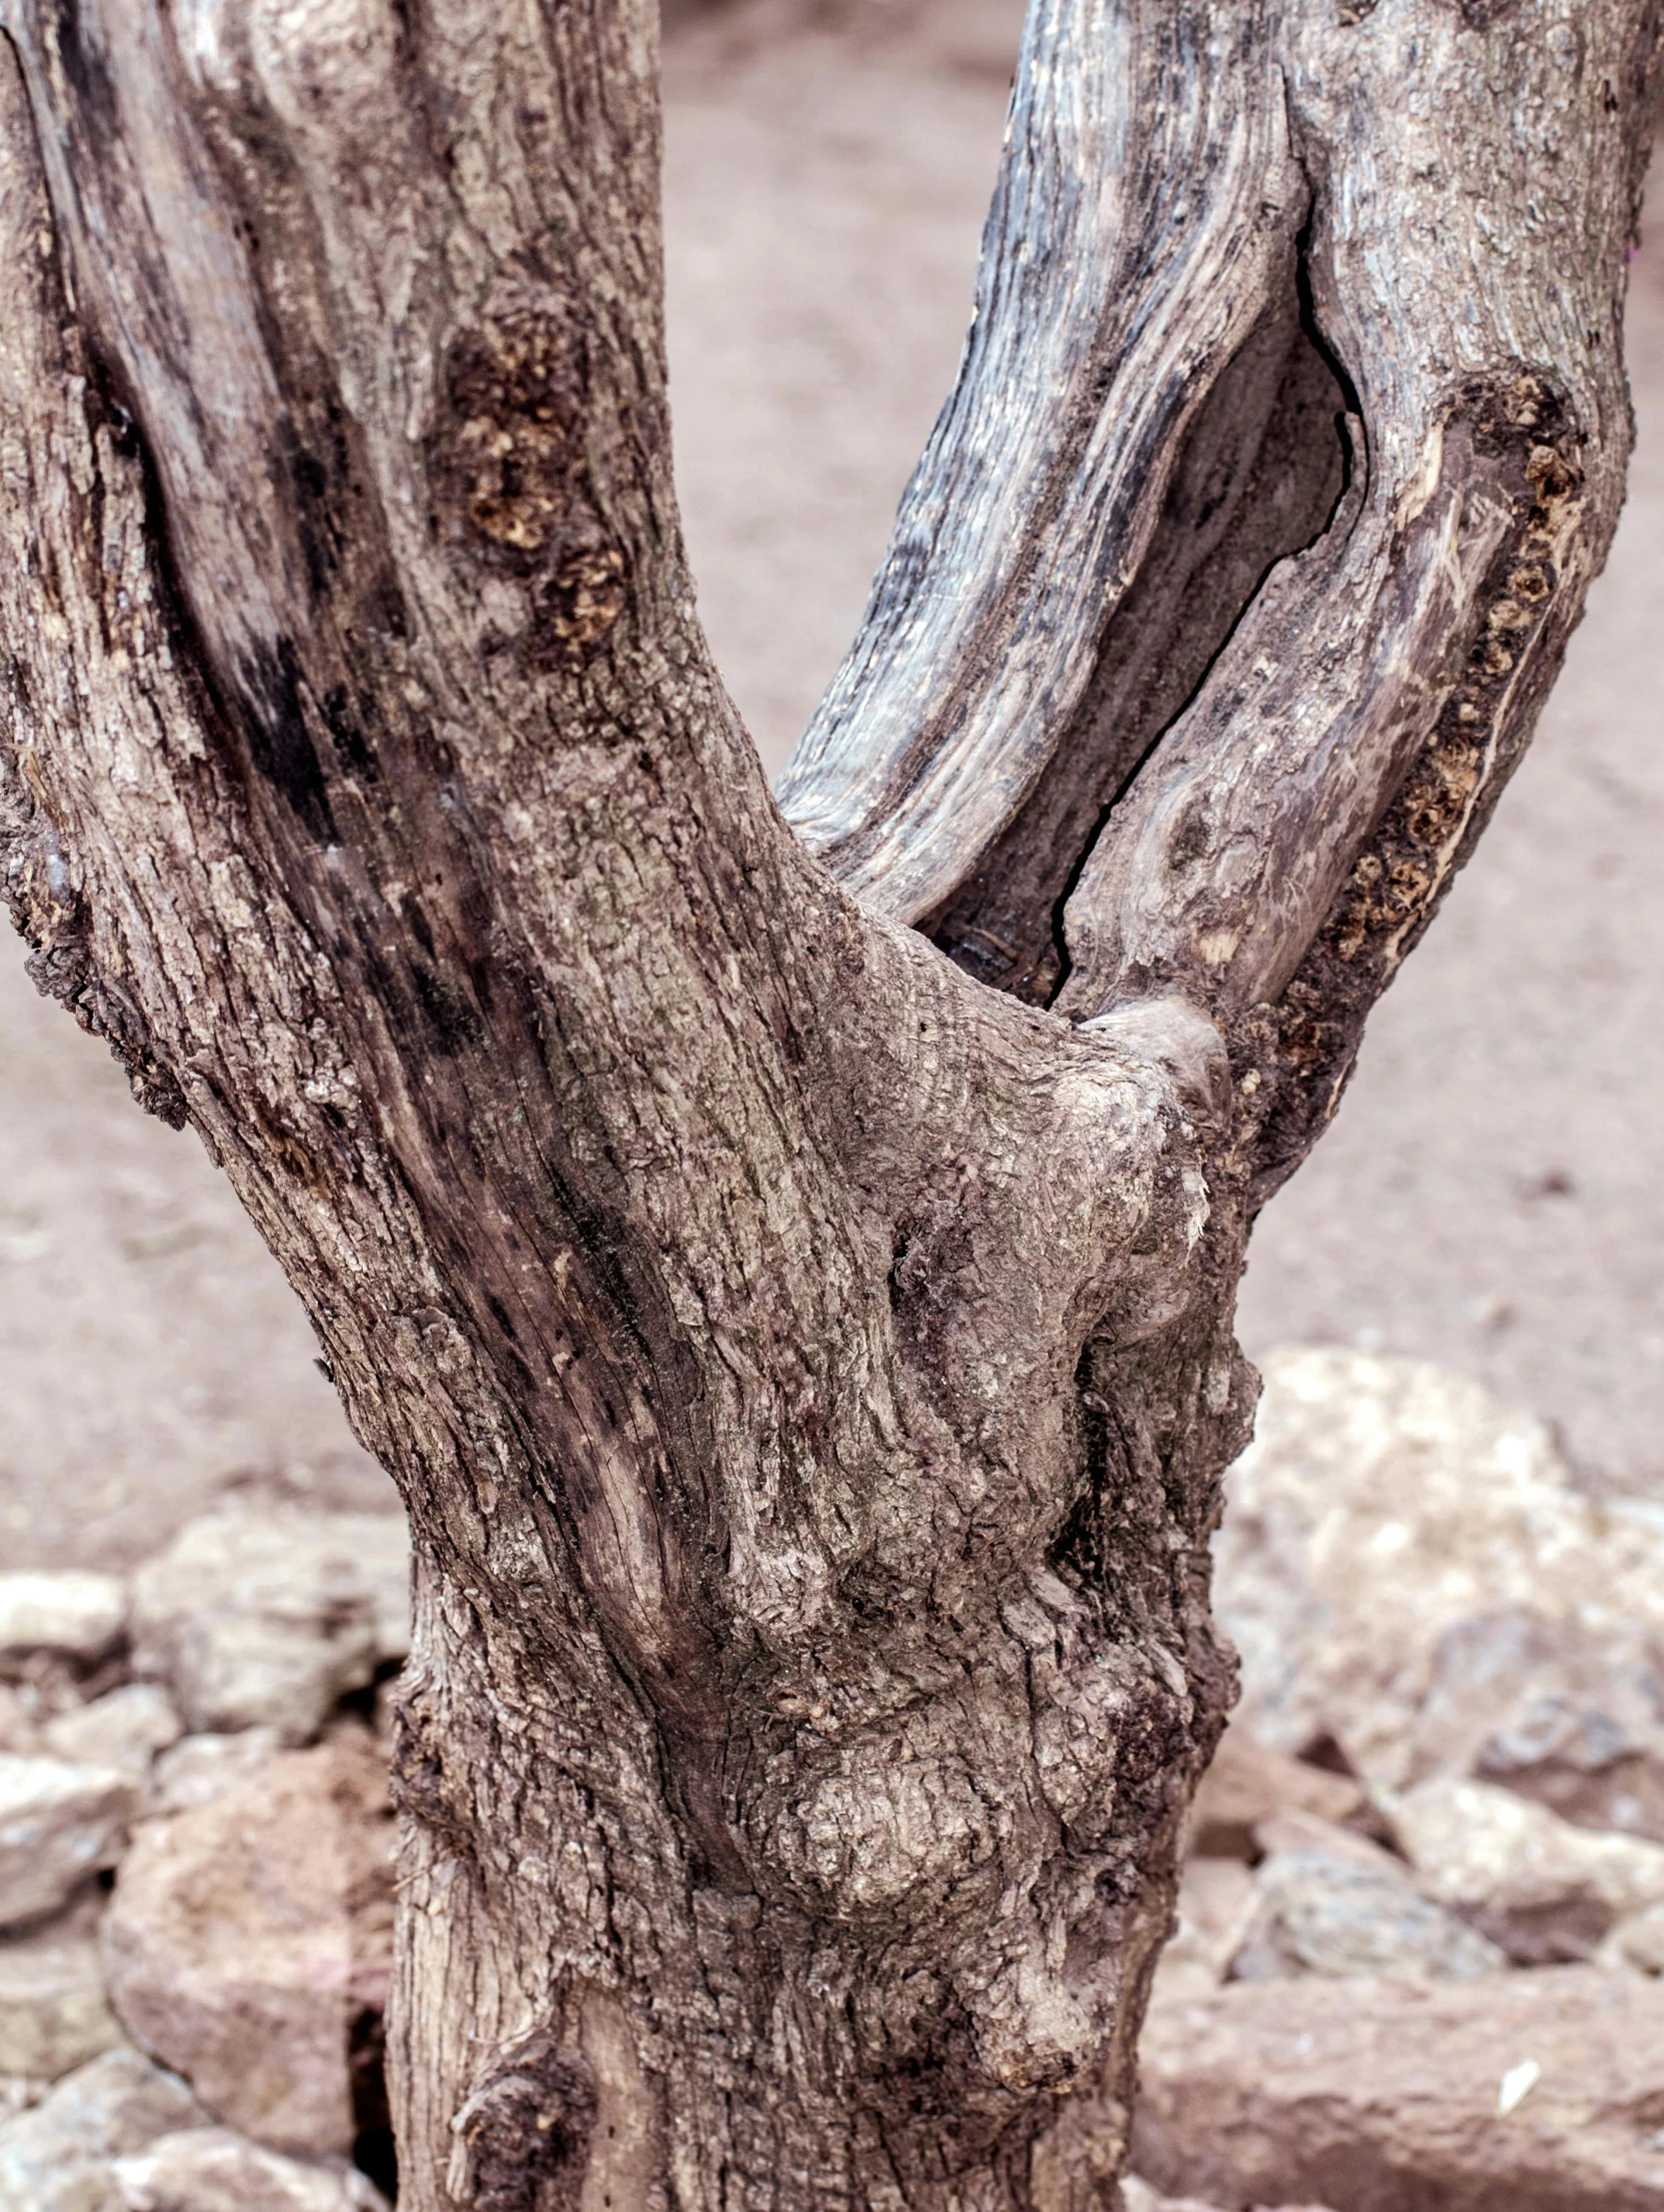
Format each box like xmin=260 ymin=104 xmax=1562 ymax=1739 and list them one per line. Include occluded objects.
xmin=0 ymin=2 xmax=1655 ymax=2209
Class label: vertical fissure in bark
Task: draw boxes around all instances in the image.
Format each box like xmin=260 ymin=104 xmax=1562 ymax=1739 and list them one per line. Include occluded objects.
xmin=923 ymin=252 xmax=1353 ymax=1010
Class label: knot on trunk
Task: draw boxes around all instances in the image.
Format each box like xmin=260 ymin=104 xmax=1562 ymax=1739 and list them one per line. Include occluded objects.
xmin=446 ymin=2033 xmax=597 ymax=2212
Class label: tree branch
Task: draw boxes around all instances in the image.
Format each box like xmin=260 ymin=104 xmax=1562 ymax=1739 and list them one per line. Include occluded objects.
xmin=777 ymin=0 xmax=1309 ymax=925
xmin=783 ymin=0 xmax=1656 ymax=1192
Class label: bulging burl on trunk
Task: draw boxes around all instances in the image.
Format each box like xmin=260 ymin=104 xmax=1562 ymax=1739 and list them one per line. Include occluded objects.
xmin=0 ymin=0 xmax=1656 ymax=2206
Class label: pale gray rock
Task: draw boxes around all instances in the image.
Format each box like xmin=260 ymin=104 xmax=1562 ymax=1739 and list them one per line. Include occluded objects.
xmin=0 ymin=1687 xmax=39 ymax=1758
xmin=130 ymin=1506 xmax=409 ymax=1743
xmin=1135 ymin=1967 xmax=1664 ymax=2212
xmin=0 ymin=2047 xmax=206 ymax=2212
xmin=111 ymin=2127 xmax=390 ymax=2212
xmin=0 ymin=1895 xmax=121 ymax=2079
xmin=1391 ymin=1775 xmax=1664 ymax=1964
xmin=1227 ymin=1827 xmax=1507 ymax=1985
xmin=1411 ymin=1606 xmax=1664 ymax=1844
xmin=1120 ymin=2183 xmax=1234 ymax=2212
xmin=1122 ymin=2185 xmax=1336 ymax=2212
xmin=0 ymin=1756 xmax=140 ymax=1929
xmin=1605 ymin=1899 xmax=1664 ymax=1975
xmin=1217 ymin=1349 xmax=1664 ymax=1831
xmin=102 ymin=1732 xmax=394 ymax=2158
xmin=1153 ymin=1859 xmax=1258 ymax=1996
xmin=0 ymin=1573 xmax=126 ymax=1664
xmin=150 ymin=1730 xmax=284 ymax=1813
xmin=43 ymin=1689 xmax=184 ymax=1778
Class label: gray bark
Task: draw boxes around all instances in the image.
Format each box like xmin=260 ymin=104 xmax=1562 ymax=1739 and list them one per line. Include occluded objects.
xmin=0 ymin=1 xmax=1654 ymax=2208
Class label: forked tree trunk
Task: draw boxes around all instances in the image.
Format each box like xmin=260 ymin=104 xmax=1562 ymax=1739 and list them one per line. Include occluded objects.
xmin=0 ymin=0 xmax=1655 ymax=2205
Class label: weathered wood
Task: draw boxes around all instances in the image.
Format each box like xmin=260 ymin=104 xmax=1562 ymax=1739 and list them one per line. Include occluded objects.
xmin=0 ymin=0 xmax=1655 ymax=2207
xmin=784 ymin=0 xmax=1656 ymax=1185
xmin=920 ymin=299 xmax=1349 ymax=1006
xmin=776 ymin=0 xmax=1308 ymax=924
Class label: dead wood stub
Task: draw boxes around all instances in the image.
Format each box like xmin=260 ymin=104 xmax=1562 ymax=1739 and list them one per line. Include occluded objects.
xmin=449 ymin=2035 xmax=598 ymax=2212
xmin=923 ymin=279 xmax=1352 ymax=1008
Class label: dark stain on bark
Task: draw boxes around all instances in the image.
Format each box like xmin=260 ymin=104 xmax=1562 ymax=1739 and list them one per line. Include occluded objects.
xmin=323 ymin=683 xmax=381 ymax=785
xmin=410 ymin=953 xmax=488 ymax=1055
xmin=236 ymin=635 xmax=338 ymax=839
xmin=47 ymin=1 xmax=117 ymax=138
xmin=279 ymin=411 xmax=355 ymax=602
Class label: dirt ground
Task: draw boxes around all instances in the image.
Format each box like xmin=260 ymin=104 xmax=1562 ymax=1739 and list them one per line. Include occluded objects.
xmin=2 ymin=0 xmax=1661 ymax=1568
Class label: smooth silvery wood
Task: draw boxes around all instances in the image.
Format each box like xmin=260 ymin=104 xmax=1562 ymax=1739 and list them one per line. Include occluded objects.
xmin=0 ymin=0 xmax=1655 ymax=2208
xmin=775 ymin=0 xmax=1307 ymax=925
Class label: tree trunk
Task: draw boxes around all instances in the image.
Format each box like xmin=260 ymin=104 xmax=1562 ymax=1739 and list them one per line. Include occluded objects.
xmin=0 ymin=0 xmax=1654 ymax=2206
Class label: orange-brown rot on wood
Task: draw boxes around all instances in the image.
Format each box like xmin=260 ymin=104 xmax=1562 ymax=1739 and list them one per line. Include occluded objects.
xmin=432 ymin=310 xmax=626 ymax=670
xmin=437 ymin=309 xmax=586 ymax=558
xmin=537 ymin=547 xmax=628 ymax=669
xmin=1241 ymin=373 xmax=1591 ymax=1196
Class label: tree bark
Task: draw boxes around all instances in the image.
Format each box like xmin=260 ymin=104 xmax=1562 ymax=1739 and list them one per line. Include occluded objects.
xmin=0 ymin=1 xmax=1655 ymax=2207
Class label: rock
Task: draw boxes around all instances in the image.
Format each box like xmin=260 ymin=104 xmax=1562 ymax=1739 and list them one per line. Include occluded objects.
xmin=0 ymin=2046 xmax=206 ymax=2212
xmin=102 ymin=1729 xmax=395 ymax=2157
xmin=0 ymin=1688 xmax=39 ymax=1757
xmin=0 ymin=1755 xmax=141 ymax=1928
xmin=111 ymin=2127 xmax=390 ymax=2211
xmin=1607 ymin=1900 xmax=1664 ymax=1974
xmin=1135 ymin=1966 xmax=1664 ymax=2212
xmin=1123 ymin=2186 xmax=1335 ymax=2212
xmin=43 ymin=1688 xmax=184 ymax=1777
xmin=130 ymin=1505 xmax=409 ymax=1743
xmin=1217 ymin=1348 xmax=1664 ymax=1835
xmin=0 ymin=1894 xmax=121 ymax=2078
xmin=1390 ymin=1775 xmax=1664 ymax=1963
xmin=1411 ymin=1605 xmax=1664 ymax=1842
xmin=151 ymin=1729 xmax=284 ymax=1812
xmin=1120 ymin=2182 xmax=1226 ymax=2212
xmin=0 ymin=1573 xmax=127 ymax=1664
xmin=1155 ymin=1858 xmax=1258 ymax=1995
xmin=1188 ymin=1726 xmax=1372 ymax=1859
xmin=1226 ymin=1817 xmax=1507 ymax=1984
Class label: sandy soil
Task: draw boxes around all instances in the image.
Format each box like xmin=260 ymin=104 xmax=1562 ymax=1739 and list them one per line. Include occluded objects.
xmin=2 ymin=0 xmax=1661 ymax=1569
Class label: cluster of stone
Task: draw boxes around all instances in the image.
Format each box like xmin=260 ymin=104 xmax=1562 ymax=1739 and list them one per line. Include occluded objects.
xmin=1129 ymin=1347 xmax=1664 ymax=2212
xmin=0 ymin=1501 xmax=407 ymax=2211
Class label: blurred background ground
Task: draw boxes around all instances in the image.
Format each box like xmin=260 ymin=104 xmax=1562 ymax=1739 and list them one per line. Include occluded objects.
xmin=2 ymin=0 xmax=1661 ymax=1567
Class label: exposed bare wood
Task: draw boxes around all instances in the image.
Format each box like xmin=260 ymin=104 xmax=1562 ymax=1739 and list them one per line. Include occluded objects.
xmin=776 ymin=0 xmax=1308 ymax=925
xmin=0 ymin=0 xmax=1655 ymax=2207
